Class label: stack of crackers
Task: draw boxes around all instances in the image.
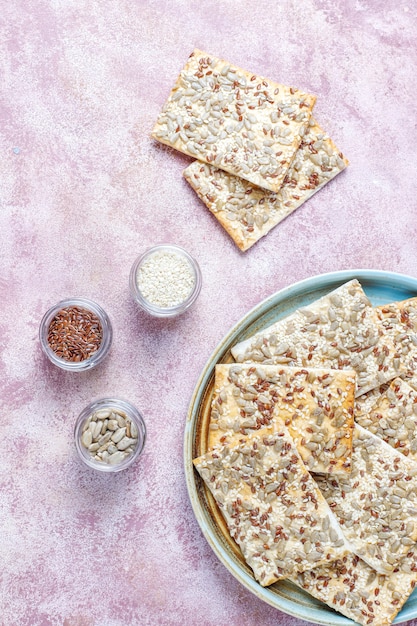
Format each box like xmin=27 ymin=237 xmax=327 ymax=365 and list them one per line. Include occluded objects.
xmin=193 ymin=279 xmax=417 ymax=626
xmin=152 ymin=49 xmax=348 ymax=251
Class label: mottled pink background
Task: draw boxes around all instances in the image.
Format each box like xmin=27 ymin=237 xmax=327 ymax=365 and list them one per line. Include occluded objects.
xmin=1 ymin=1 xmax=417 ymax=625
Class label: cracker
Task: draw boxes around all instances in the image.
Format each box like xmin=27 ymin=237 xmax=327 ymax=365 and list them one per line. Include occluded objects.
xmin=183 ymin=118 xmax=348 ymax=251
xmin=355 ymin=297 xmax=417 ymax=415
xmin=315 ymin=424 xmax=417 ymax=575
xmin=210 ymin=364 xmax=355 ymax=474
xmin=356 ymin=377 xmax=417 ymax=461
xmin=193 ymin=426 xmax=349 ymax=586
xmin=377 ymin=298 xmax=417 ymax=378
xmin=355 ymin=383 xmax=389 ymax=418
xmin=152 ymin=49 xmax=316 ymax=193
xmin=292 ymin=551 xmax=417 ymax=626
xmin=231 ymin=279 xmax=403 ymax=397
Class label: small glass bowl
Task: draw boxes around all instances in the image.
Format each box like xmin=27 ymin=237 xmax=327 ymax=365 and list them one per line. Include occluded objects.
xmin=39 ymin=297 xmax=113 ymax=371
xmin=129 ymin=244 xmax=202 ymax=318
xmin=74 ymin=398 xmax=146 ymax=472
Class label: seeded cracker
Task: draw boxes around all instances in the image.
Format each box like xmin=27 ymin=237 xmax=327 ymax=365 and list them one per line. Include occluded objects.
xmin=355 ymin=297 xmax=417 ymax=414
xmin=183 ymin=118 xmax=348 ymax=251
xmin=231 ymin=279 xmax=403 ymax=397
xmin=291 ymin=551 xmax=417 ymax=626
xmin=314 ymin=424 xmax=417 ymax=575
xmin=376 ymin=297 xmax=417 ymax=378
xmin=210 ymin=364 xmax=355 ymax=474
xmin=356 ymin=377 xmax=417 ymax=461
xmin=193 ymin=427 xmax=350 ymax=586
xmin=355 ymin=383 xmax=390 ymax=419
xmin=152 ymin=49 xmax=316 ymax=193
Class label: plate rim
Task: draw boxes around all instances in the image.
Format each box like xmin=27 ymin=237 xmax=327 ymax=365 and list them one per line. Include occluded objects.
xmin=184 ymin=269 xmax=417 ymax=625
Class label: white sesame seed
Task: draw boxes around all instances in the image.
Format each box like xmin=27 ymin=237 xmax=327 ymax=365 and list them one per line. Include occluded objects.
xmin=137 ymin=251 xmax=195 ymax=308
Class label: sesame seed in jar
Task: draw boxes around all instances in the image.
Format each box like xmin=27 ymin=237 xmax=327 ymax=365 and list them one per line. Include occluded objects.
xmin=130 ymin=245 xmax=202 ymax=317
xmin=138 ymin=250 xmax=195 ymax=307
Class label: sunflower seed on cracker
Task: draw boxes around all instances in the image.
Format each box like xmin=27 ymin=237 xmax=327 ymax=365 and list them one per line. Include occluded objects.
xmin=183 ymin=118 xmax=348 ymax=251
xmin=152 ymin=49 xmax=316 ymax=193
xmin=231 ymin=279 xmax=403 ymax=397
xmin=314 ymin=424 xmax=417 ymax=575
xmin=210 ymin=364 xmax=355 ymax=474
xmin=193 ymin=426 xmax=349 ymax=586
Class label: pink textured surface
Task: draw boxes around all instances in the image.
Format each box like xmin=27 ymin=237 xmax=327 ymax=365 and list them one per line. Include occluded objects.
xmin=1 ymin=1 xmax=417 ymax=625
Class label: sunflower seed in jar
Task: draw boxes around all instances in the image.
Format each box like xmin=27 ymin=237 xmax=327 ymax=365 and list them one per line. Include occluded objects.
xmin=79 ymin=406 xmax=140 ymax=466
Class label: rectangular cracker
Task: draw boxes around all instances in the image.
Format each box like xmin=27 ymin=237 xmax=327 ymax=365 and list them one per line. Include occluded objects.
xmin=356 ymin=377 xmax=417 ymax=461
xmin=354 ymin=383 xmax=389 ymax=418
xmin=152 ymin=49 xmax=316 ymax=193
xmin=291 ymin=551 xmax=417 ymax=626
xmin=210 ymin=363 xmax=356 ymax=474
xmin=183 ymin=118 xmax=348 ymax=251
xmin=355 ymin=296 xmax=417 ymax=416
xmin=314 ymin=424 xmax=417 ymax=575
xmin=377 ymin=298 xmax=417 ymax=378
xmin=193 ymin=426 xmax=350 ymax=586
xmin=231 ymin=279 xmax=403 ymax=397
xmin=354 ymin=379 xmax=417 ymax=419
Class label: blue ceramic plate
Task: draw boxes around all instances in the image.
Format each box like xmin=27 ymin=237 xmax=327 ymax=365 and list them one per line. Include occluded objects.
xmin=184 ymin=270 xmax=417 ymax=625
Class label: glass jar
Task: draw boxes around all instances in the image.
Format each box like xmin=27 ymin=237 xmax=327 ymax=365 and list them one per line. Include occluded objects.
xmin=74 ymin=398 xmax=146 ymax=472
xmin=39 ymin=297 xmax=113 ymax=371
xmin=129 ymin=244 xmax=202 ymax=318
